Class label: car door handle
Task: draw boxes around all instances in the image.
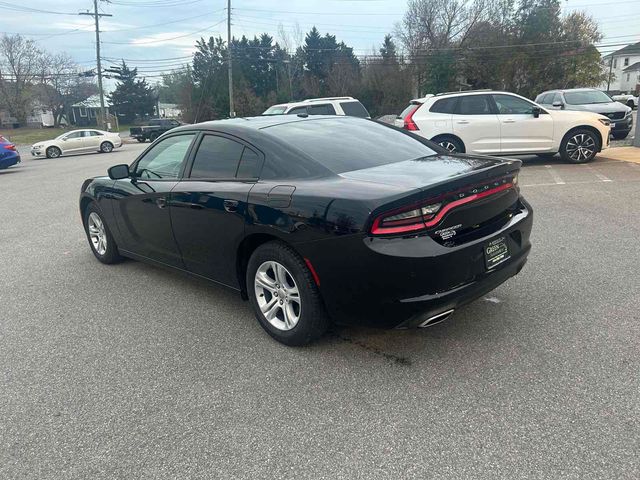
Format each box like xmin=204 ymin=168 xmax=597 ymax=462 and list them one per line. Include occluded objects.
xmin=502 ymin=119 xmax=516 ymax=123
xmin=456 ymin=120 xmax=470 ymax=124
xmin=223 ymin=199 xmax=239 ymax=213
xmin=156 ymin=197 xmax=167 ymax=209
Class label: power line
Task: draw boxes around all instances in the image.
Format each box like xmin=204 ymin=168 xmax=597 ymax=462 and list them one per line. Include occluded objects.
xmin=102 ymin=20 xmax=225 ymax=45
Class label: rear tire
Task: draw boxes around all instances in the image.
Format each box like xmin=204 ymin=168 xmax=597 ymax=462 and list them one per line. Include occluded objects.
xmin=100 ymin=141 xmax=114 ymax=153
xmin=149 ymin=133 xmax=159 ymax=142
xmin=559 ymin=129 xmax=599 ymax=164
xmin=246 ymin=241 xmax=330 ymax=346
xmin=83 ymin=203 xmax=123 ymax=264
xmin=46 ymin=146 xmax=61 ymax=159
xmin=432 ymin=135 xmax=465 ymax=154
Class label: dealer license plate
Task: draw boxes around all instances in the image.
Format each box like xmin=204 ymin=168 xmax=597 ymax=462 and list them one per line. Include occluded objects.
xmin=485 ymin=237 xmax=510 ymax=269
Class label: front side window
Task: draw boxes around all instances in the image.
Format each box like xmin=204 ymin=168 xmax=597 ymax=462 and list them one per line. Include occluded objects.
xmin=135 ymin=134 xmax=195 ymax=180
xmin=492 ymin=94 xmax=537 ymax=114
xmin=456 ymin=95 xmax=493 ymax=115
xmin=189 ymin=135 xmax=245 ymax=179
xmin=65 ymin=131 xmax=83 ymax=139
xmin=308 ymin=104 xmax=336 ymax=115
xmin=287 ymin=106 xmax=307 ymax=115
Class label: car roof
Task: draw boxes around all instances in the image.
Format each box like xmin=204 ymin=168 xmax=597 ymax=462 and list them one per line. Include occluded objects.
xmin=269 ymin=97 xmax=359 ymax=109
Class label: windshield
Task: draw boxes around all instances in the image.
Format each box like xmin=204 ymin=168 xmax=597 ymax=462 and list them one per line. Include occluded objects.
xmin=263 ymin=106 xmax=287 ymax=115
xmin=564 ymin=91 xmax=613 ymax=105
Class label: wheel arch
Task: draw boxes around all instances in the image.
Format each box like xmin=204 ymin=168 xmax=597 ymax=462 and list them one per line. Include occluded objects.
xmin=236 ymin=233 xmax=297 ymax=300
xmin=430 ymin=133 xmax=466 ymax=153
xmin=561 ymin=125 xmax=603 ymax=152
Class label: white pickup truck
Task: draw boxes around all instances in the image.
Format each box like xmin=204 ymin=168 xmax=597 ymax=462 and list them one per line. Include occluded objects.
xmin=611 ymin=93 xmax=638 ymax=109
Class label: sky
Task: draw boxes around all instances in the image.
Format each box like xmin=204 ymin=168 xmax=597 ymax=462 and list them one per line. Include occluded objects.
xmin=2 ymin=0 xmax=639 ymax=89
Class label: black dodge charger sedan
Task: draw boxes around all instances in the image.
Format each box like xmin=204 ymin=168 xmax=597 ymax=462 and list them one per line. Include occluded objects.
xmin=80 ymin=116 xmax=532 ymax=345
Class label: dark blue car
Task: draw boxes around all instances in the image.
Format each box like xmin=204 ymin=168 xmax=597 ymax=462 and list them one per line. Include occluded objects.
xmin=0 ymin=135 xmax=21 ymax=169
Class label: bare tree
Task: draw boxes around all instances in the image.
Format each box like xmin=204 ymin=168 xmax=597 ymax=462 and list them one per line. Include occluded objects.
xmin=35 ymin=52 xmax=97 ymax=127
xmin=0 ymin=34 xmax=44 ymax=125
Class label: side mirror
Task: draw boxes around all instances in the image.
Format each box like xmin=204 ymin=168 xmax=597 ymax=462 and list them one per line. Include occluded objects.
xmin=108 ymin=164 xmax=130 ymax=180
xmin=532 ymin=106 xmax=541 ymax=118
xmin=61 ymin=137 xmax=68 ymax=141
xmin=552 ymin=101 xmax=563 ymax=108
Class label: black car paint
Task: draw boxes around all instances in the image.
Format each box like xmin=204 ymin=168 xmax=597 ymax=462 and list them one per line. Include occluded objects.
xmin=80 ymin=116 xmax=532 ymax=329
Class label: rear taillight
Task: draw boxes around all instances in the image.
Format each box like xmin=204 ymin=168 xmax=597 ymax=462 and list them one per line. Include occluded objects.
xmin=403 ymin=105 xmax=420 ymax=131
xmin=3 ymin=144 xmax=16 ymax=151
xmin=370 ymin=175 xmax=517 ymax=236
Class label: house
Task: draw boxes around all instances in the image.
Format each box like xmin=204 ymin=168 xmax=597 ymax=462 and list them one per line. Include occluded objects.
xmin=71 ymin=95 xmax=108 ymax=126
xmin=0 ymin=104 xmax=60 ymax=128
xmin=601 ymin=41 xmax=640 ymax=93
xmin=155 ymin=102 xmax=182 ymax=119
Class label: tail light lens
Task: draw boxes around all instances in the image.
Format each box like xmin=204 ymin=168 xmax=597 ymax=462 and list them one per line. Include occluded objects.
xmin=403 ymin=105 xmax=421 ymax=131
xmin=3 ymin=144 xmax=16 ymax=151
xmin=371 ymin=174 xmax=517 ymax=236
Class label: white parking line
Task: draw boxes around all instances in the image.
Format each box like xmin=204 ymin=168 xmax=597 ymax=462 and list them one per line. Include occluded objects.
xmin=585 ymin=165 xmax=613 ymax=182
xmin=544 ymin=165 xmax=565 ymax=184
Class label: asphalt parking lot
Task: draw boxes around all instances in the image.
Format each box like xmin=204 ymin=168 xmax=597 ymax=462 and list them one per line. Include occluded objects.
xmin=1 ymin=144 xmax=639 ymax=479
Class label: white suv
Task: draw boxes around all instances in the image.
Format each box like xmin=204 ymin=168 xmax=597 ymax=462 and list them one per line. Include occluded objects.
xmin=263 ymin=97 xmax=370 ymax=118
xmin=396 ymin=90 xmax=612 ymax=163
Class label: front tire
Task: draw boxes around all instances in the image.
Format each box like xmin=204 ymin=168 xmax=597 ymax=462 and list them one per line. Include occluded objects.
xmin=560 ymin=129 xmax=599 ymax=164
xmin=83 ymin=203 xmax=123 ymax=264
xmin=627 ymin=100 xmax=635 ymax=109
xmin=247 ymin=241 xmax=330 ymax=346
xmin=100 ymin=141 xmax=114 ymax=153
xmin=46 ymin=146 xmax=61 ymax=158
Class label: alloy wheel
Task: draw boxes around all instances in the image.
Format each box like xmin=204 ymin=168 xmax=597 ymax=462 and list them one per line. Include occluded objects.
xmin=566 ymin=133 xmax=596 ymax=162
xmin=87 ymin=212 xmax=107 ymax=256
xmin=254 ymin=261 xmax=301 ymax=331
xmin=101 ymin=142 xmax=113 ymax=153
xmin=48 ymin=147 xmax=61 ymax=158
xmin=439 ymin=141 xmax=458 ymax=153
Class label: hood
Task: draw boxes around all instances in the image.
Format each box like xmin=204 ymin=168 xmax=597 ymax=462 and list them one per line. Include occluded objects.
xmin=32 ymin=139 xmax=59 ymax=148
xmin=562 ymin=101 xmax=631 ymax=115
xmin=340 ymin=154 xmax=516 ymax=190
xmin=547 ymin=109 xmax=609 ymax=121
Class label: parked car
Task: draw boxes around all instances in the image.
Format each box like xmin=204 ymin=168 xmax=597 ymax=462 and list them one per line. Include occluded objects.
xmin=263 ymin=97 xmax=371 ymax=118
xmin=31 ymin=129 xmax=122 ymax=159
xmin=0 ymin=135 xmax=21 ymax=169
xmin=79 ymin=116 xmax=532 ymax=345
xmin=611 ymin=93 xmax=638 ymax=109
xmin=535 ymin=88 xmax=633 ymax=140
xmin=130 ymin=118 xmax=182 ymax=143
xmin=396 ymin=90 xmax=611 ymax=163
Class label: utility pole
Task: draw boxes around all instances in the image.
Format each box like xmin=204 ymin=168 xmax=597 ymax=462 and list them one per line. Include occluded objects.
xmin=80 ymin=1 xmax=112 ymax=130
xmin=227 ymin=0 xmax=235 ymax=118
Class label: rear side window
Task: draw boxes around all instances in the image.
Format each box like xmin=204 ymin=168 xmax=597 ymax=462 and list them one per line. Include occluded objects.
xmin=190 ymin=135 xmax=244 ymax=179
xmin=340 ymin=101 xmax=369 ymax=118
xmin=455 ymin=95 xmax=493 ymax=115
xmin=236 ymin=148 xmax=261 ymax=178
xmin=430 ymin=97 xmax=457 ymax=113
xmin=264 ymin=118 xmax=436 ymax=174
xmin=308 ymin=104 xmax=337 ymax=115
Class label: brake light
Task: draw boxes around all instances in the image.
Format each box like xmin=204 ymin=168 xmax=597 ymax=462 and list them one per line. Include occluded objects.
xmin=370 ymin=176 xmax=516 ymax=236
xmin=3 ymin=144 xmax=16 ymax=151
xmin=404 ymin=105 xmax=421 ymax=131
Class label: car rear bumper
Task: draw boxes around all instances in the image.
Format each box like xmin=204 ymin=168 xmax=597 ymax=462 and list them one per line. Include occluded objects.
xmin=0 ymin=153 xmax=21 ymax=168
xmin=297 ymin=197 xmax=533 ymax=329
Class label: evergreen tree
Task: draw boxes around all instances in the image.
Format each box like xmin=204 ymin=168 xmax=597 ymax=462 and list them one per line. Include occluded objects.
xmin=107 ymin=61 xmax=156 ymax=123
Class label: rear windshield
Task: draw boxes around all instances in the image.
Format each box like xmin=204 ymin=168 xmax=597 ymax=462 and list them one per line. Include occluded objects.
xmin=340 ymin=101 xmax=370 ymax=118
xmin=564 ymin=90 xmax=612 ymax=105
xmin=264 ymin=118 xmax=437 ymax=174
xmin=263 ymin=106 xmax=287 ymax=115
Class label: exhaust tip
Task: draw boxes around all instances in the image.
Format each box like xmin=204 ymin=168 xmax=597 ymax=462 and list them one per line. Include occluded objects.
xmin=418 ymin=309 xmax=454 ymax=328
